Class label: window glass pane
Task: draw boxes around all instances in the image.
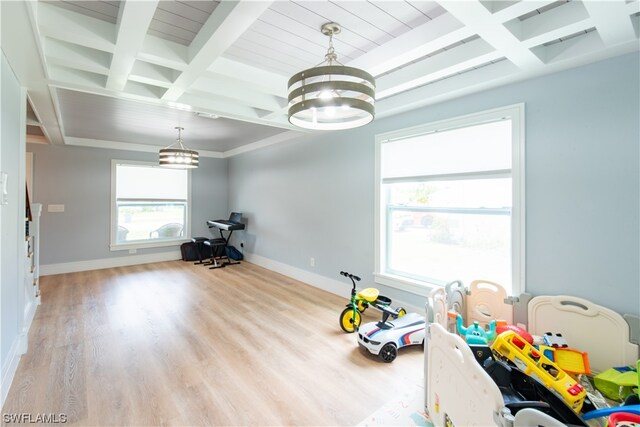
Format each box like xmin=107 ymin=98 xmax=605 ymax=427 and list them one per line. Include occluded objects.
xmin=381 ymin=119 xmax=511 ymax=179
xmin=387 ymin=210 xmax=511 ymax=287
xmin=116 ymin=164 xmax=187 ymax=200
xmin=387 ymin=179 xmax=511 ymax=209
xmin=385 ymin=177 xmax=512 ymax=291
xmin=116 ymin=202 xmax=185 ymax=243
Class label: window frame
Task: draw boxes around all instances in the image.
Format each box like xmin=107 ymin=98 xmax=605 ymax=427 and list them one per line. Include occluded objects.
xmin=374 ymin=104 xmax=525 ymax=296
xmin=110 ymin=159 xmax=192 ymax=251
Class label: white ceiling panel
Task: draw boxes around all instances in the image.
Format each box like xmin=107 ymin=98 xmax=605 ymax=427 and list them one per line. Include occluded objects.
xmin=43 ymin=0 xmax=120 ymax=23
xmin=56 ymin=89 xmax=286 ymax=152
xmin=3 ymin=0 xmax=637 ymax=155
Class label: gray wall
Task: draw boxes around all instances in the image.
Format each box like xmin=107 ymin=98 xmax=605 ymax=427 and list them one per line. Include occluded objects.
xmin=229 ymin=52 xmax=640 ymax=316
xmin=26 ymin=143 xmax=228 ymax=265
xmin=1 ymin=52 xmax=23 ymax=389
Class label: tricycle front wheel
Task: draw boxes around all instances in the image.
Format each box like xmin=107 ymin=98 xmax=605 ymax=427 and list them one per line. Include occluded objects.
xmin=339 ymin=307 xmax=361 ymax=333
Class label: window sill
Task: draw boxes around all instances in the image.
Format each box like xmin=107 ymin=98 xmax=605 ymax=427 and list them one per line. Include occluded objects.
xmin=110 ymin=238 xmax=190 ymax=252
xmin=373 ymin=272 xmax=441 ymax=297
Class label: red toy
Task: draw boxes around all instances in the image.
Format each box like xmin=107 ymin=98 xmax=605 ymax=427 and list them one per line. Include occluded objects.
xmin=608 ymin=412 xmax=640 ymax=426
xmin=496 ymin=324 xmax=533 ymax=345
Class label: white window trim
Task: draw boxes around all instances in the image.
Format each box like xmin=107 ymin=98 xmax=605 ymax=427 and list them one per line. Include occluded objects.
xmin=110 ymin=159 xmax=192 ymax=251
xmin=374 ymin=103 xmax=526 ymax=296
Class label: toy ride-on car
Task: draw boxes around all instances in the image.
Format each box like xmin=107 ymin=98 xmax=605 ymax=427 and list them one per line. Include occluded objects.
xmin=339 ymin=271 xmax=406 ymax=333
xmin=357 ymin=312 xmax=426 ymax=362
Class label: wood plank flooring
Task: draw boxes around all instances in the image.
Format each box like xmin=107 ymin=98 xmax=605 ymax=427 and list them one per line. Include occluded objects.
xmin=2 ymin=261 xmax=424 ymax=426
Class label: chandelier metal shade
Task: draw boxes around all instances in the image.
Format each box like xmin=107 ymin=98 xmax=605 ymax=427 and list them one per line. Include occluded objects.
xmin=287 ymin=22 xmax=375 ymax=130
xmin=159 ymin=127 xmax=199 ymax=169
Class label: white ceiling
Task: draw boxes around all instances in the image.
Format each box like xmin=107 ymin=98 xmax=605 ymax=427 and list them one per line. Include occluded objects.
xmin=3 ymin=0 xmax=639 ymax=158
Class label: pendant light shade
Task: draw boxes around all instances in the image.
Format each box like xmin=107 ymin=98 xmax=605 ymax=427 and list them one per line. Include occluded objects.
xmin=159 ymin=127 xmax=199 ymax=169
xmin=288 ymin=22 xmax=375 ymax=130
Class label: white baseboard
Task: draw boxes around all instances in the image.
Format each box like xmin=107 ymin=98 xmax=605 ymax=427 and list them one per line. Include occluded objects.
xmin=244 ymin=253 xmax=425 ymax=315
xmin=245 ymin=253 xmax=351 ymax=299
xmin=1 ymin=338 xmax=21 ymax=409
xmin=40 ymin=250 xmax=182 ymax=276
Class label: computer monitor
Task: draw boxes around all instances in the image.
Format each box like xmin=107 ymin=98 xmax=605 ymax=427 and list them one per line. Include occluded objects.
xmin=229 ymin=212 xmax=242 ymax=223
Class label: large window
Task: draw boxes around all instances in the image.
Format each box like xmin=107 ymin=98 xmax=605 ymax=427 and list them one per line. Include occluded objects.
xmin=375 ymin=105 xmax=524 ymax=295
xmin=111 ymin=160 xmax=190 ymax=250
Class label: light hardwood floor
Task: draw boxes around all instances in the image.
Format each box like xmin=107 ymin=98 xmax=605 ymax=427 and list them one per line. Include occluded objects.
xmin=2 ymin=261 xmax=424 ymax=426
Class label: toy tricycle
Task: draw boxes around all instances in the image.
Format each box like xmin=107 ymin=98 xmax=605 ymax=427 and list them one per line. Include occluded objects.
xmin=339 ymin=271 xmax=406 ymax=333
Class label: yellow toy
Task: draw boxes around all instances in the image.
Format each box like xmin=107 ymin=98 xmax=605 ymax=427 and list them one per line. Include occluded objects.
xmin=491 ymin=330 xmax=586 ymax=413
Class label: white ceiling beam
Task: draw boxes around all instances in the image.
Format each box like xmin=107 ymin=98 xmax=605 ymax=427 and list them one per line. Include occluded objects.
xmin=348 ymin=13 xmax=473 ymax=77
xmin=65 ymin=137 xmax=224 ymax=159
xmin=491 ymin=1 xmax=556 ymax=23
xmin=583 ymin=1 xmax=637 ymax=46
xmin=106 ymin=0 xmax=159 ymax=91
xmin=376 ymin=38 xmax=502 ymax=99
xmin=439 ymin=0 xmax=544 ymax=70
xmin=508 ymin=1 xmax=591 ymax=42
xmin=1 ymin=1 xmax=64 ymax=145
xmin=45 ymin=38 xmax=111 ymax=76
xmin=162 ymin=0 xmax=274 ymax=102
xmin=128 ymin=61 xmax=179 ymax=89
xmin=176 ymin=92 xmax=294 ymax=131
xmin=137 ymin=35 xmax=189 ymax=71
xmin=36 ymin=1 xmax=115 ymax=53
xmin=49 ymin=66 xmax=107 ymax=90
xmin=207 ymin=57 xmax=288 ymax=97
xmin=376 ymin=59 xmax=520 ymax=118
xmin=189 ymin=75 xmax=286 ymax=112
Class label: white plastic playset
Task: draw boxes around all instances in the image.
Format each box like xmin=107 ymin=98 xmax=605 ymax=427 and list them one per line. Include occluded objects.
xmin=424 ymin=280 xmax=639 ymax=426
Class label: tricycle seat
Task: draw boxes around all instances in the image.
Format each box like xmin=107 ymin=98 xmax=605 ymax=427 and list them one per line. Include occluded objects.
xmin=357 ymin=287 xmax=379 ymax=302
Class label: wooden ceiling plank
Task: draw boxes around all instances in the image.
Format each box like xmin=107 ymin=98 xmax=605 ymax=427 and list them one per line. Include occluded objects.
xmin=148 ymin=19 xmax=197 ymax=45
xmin=162 ymin=0 xmax=274 ymax=101
xmin=405 ymin=1 xmax=446 ymax=19
xmin=65 ymin=0 xmax=120 ymax=20
xmin=269 ymin=2 xmax=376 ymax=52
xmin=106 ymin=0 xmax=159 ymax=91
xmin=157 ymin=1 xmax=212 ymax=25
xmin=370 ymin=1 xmax=433 ymax=29
xmin=152 ymin=8 xmax=205 ymax=34
xmin=329 ymin=1 xmax=412 ymax=37
xmin=293 ymin=1 xmax=393 ymax=45
xmin=243 ymin=20 xmax=354 ymax=64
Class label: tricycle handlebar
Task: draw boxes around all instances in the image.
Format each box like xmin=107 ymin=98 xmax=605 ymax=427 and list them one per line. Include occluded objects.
xmin=340 ymin=271 xmax=361 ymax=282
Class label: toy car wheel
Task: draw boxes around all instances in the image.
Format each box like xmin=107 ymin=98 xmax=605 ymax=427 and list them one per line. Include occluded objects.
xmin=379 ymin=343 xmax=397 ymax=363
xmin=339 ymin=307 xmax=361 ymax=333
xmin=396 ymin=307 xmax=407 ymax=317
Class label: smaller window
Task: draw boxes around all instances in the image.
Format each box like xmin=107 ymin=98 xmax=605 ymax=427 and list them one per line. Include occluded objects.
xmin=111 ymin=160 xmax=190 ymax=250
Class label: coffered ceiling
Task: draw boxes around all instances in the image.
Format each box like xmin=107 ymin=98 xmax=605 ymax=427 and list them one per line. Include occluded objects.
xmin=3 ymin=0 xmax=639 ymax=157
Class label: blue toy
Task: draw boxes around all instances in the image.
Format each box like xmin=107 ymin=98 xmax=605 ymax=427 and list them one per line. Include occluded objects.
xmin=456 ymin=314 xmax=497 ymax=345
